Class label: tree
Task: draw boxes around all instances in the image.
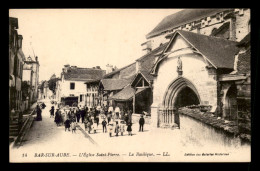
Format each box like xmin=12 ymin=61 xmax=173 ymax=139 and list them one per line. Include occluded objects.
xmin=48 ymin=78 xmax=58 ymax=94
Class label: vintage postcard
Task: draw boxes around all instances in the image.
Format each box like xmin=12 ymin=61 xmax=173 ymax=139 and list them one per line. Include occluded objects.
xmin=9 ymin=8 xmax=251 ymax=162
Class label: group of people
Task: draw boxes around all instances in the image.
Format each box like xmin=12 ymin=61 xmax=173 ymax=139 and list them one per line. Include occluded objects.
xmin=50 ymin=104 xmax=90 ymax=133
xmin=49 ymin=103 xmax=146 ymax=137
xmin=95 ymin=105 xmax=146 ymax=137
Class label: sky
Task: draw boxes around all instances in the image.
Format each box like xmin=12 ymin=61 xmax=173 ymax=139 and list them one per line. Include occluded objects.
xmin=9 ymin=9 xmax=182 ymax=82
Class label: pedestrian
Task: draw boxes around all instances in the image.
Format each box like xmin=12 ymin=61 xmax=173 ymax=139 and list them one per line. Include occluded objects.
xmin=108 ymin=124 xmax=113 ymax=137
xmin=92 ymin=121 xmax=96 ymax=134
xmin=139 ymin=114 xmax=145 ymax=132
xmin=76 ymin=108 xmax=80 ymax=123
xmin=124 ymin=113 xmax=129 ymax=123
xmin=84 ymin=119 xmax=88 ymax=131
xmin=119 ymin=121 xmax=125 ymax=136
xmin=86 ymin=120 xmax=92 ymax=133
xmin=114 ymin=121 xmax=119 ymax=136
xmin=115 ymin=106 xmax=120 ymax=119
xmin=50 ymin=106 xmax=54 ymax=118
xmin=108 ymin=105 xmax=113 ymax=115
xmin=128 ymin=110 xmax=133 ymax=123
xmin=96 ymin=115 xmax=99 ymax=127
xmin=81 ymin=109 xmax=86 ymax=123
xmin=127 ymin=121 xmax=132 ymax=136
xmin=71 ymin=120 xmax=77 ymax=133
xmin=64 ymin=118 xmax=70 ymax=132
xmin=102 ymin=119 xmax=107 ymax=133
xmin=107 ymin=112 xmax=111 ymax=124
xmin=36 ymin=104 xmax=42 ymax=121
xmin=54 ymin=109 xmax=60 ymax=126
xmin=104 ymin=105 xmax=108 ymax=116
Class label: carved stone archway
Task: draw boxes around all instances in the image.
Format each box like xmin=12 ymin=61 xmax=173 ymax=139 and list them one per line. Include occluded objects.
xmin=163 ymin=76 xmax=201 ymax=107
xmin=158 ymin=76 xmax=201 ymax=128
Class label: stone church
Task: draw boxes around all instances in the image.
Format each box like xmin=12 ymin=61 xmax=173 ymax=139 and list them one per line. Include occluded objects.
xmin=141 ymin=8 xmax=251 ymax=127
xmin=97 ymin=8 xmax=250 ymax=129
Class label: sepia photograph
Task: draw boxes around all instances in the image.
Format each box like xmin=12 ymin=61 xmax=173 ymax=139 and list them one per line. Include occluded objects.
xmin=9 ymin=8 xmax=251 ymax=162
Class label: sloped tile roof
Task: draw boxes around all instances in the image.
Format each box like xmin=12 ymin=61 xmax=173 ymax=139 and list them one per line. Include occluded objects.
xmin=100 ymin=78 xmax=132 ymax=91
xmin=102 ymin=62 xmax=136 ymax=79
xmin=136 ymin=42 xmax=169 ymax=62
xmin=237 ymin=33 xmax=250 ymax=47
xmin=109 ymin=85 xmax=147 ymax=101
xmin=140 ymin=70 xmax=154 ymax=81
xmin=103 ymin=43 xmax=169 ymax=79
xmin=63 ymin=67 xmax=105 ymax=81
xmin=146 ymin=9 xmax=230 ymax=39
xmin=177 ymin=30 xmax=240 ymax=69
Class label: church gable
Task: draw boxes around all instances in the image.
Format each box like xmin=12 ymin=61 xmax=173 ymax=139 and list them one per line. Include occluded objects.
xmin=165 ymin=34 xmax=192 ymax=54
xmin=151 ymin=30 xmax=239 ymax=75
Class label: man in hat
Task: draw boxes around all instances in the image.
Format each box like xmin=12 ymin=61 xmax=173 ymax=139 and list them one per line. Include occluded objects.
xmin=139 ymin=114 xmax=145 ymax=132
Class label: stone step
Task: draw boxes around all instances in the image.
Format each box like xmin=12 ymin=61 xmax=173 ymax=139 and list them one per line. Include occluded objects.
xmin=9 ymin=132 xmax=19 ymax=136
xmin=9 ymin=124 xmax=19 ymax=128
xmin=9 ymin=129 xmax=19 ymax=132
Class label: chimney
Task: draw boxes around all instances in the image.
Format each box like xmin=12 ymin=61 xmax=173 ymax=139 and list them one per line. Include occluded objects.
xmin=136 ymin=61 xmax=141 ymax=73
xmin=64 ymin=64 xmax=70 ymax=73
xmin=18 ymin=35 xmax=23 ymax=49
xmin=106 ymin=64 xmax=113 ymax=74
xmin=35 ymin=56 xmax=38 ymax=62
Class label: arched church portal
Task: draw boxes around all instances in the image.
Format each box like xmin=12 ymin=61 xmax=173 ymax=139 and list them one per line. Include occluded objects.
xmin=159 ymin=77 xmax=201 ymax=128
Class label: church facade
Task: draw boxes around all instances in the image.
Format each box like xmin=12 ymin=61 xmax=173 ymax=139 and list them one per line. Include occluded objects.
xmin=141 ymin=9 xmax=251 ymax=128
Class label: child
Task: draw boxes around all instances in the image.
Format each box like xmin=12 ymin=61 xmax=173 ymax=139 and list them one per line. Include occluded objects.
xmin=84 ymin=119 xmax=88 ymax=131
xmin=127 ymin=122 xmax=132 ymax=136
xmin=92 ymin=123 xmax=96 ymax=134
xmin=64 ymin=118 xmax=70 ymax=132
xmin=108 ymin=124 xmax=113 ymax=137
xmin=115 ymin=121 xmax=119 ymax=136
xmin=71 ymin=120 xmax=77 ymax=134
xmin=86 ymin=121 xmax=91 ymax=134
xmin=102 ymin=119 xmax=107 ymax=133
xmin=119 ymin=122 xmax=125 ymax=136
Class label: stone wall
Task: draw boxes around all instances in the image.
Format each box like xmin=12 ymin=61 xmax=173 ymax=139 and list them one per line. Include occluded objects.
xmin=235 ymin=8 xmax=250 ymax=41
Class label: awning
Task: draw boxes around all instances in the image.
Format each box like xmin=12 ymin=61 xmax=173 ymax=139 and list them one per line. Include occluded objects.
xmin=109 ymin=85 xmax=147 ymax=101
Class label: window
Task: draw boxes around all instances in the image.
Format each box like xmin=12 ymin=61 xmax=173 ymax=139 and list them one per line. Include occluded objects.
xmin=70 ymin=82 xmax=75 ymax=90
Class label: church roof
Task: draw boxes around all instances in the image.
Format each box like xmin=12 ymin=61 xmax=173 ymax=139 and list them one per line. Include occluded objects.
xmin=109 ymin=85 xmax=147 ymax=101
xmin=177 ymin=30 xmax=239 ymax=69
xmin=146 ymin=9 xmax=230 ymax=39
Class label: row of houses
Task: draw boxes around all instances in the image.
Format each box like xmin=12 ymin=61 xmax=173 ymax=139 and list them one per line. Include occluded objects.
xmin=9 ymin=17 xmax=40 ymax=113
xmin=53 ymin=9 xmax=250 ymax=129
xmin=9 ymin=17 xmax=40 ymax=138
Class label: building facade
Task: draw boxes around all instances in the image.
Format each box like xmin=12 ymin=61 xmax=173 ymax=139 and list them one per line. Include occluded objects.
xmin=95 ymin=9 xmax=250 ymax=130
xmin=57 ymin=65 xmax=105 ymax=107
xmin=9 ymin=17 xmax=26 ymax=113
xmin=23 ymin=56 xmax=40 ymax=105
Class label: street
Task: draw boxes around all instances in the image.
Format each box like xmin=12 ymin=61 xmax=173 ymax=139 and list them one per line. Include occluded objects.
xmin=10 ymin=99 xmax=250 ymax=162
